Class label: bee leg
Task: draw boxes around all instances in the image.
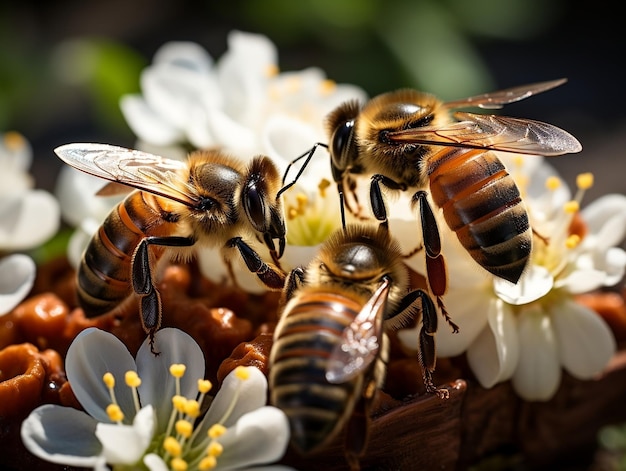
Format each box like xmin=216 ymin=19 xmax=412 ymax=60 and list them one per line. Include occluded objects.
xmin=281 ymin=266 xmax=305 ymax=305
xmin=227 ymin=237 xmax=286 ymax=290
xmin=277 ymin=142 xmax=328 ymax=194
xmin=132 ymin=236 xmax=195 ymax=355
xmin=389 ymin=289 xmax=449 ymax=399
xmin=369 ymin=174 xmax=407 ymax=231
xmin=412 ymin=191 xmax=459 ymax=333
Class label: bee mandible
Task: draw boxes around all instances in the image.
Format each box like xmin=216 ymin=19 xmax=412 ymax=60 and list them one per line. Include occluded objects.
xmin=55 ymin=144 xmax=287 ymax=352
xmin=269 ymin=224 xmax=446 ymax=470
xmin=279 ymin=79 xmax=582 ymax=326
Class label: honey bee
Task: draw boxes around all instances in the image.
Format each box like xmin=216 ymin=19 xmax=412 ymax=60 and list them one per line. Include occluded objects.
xmin=269 ymin=224 xmax=445 ymax=470
xmin=279 ymin=79 xmax=582 ymax=325
xmin=55 ymin=144 xmax=287 ymax=351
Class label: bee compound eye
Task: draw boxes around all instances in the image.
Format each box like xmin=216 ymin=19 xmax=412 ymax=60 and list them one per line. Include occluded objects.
xmin=330 ymin=120 xmax=355 ymax=171
xmin=243 ymin=179 xmax=267 ymax=232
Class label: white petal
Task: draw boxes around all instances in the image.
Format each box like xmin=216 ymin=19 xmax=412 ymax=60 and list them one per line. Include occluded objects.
xmin=556 ymin=267 xmax=607 ymax=293
xmin=217 ymin=406 xmax=290 ymax=470
xmin=96 ymin=405 xmax=155 ymax=464
xmin=602 ymin=247 xmax=626 ymax=286
xmin=581 ymin=194 xmax=626 ymax=236
xmin=136 ymin=328 xmax=205 ymax=432
xmin=200 ymin=366 xmax=268 ymax=431
xmin=591 ymin=209 xmax=626 ymax=255
xmin=551 ymin=298 xmax=616 ymax=379
xmin=20 ymin=404 xmax=102 ymax=466
xmin=494 ymin=264 xmax=553 ymax=305
xmin=467 ymin=299 xmax=518 ymax=388
xmin=152 ymin=41 xmax=214 ymax=72
xmin=205 ymin=107 xmax=257 ymax=153
xmin=0 ymin=190 xmax=60 ymax=250
xmin=260 ymin=115 xmax=320 ymax=165
xmin=281 ymin=243 xmax=320 ymax=273
xmin=0 ymin=254 xmax=36 ymax=315
xmin=143 ymin=453 xmax=170 ymax=471
xmin=120 ymin=94 xmax=184 ymax=145
xmin=512 ymin=305 xmax=561 ymax=401
xmin=65 ymin=328 xmax=138 ymax=423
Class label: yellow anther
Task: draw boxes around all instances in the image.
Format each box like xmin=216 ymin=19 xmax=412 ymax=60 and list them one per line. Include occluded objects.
xmin=208 ymin=424 xmax=227 ymax=439
xmin=565 ymin=234 xmax=581 ymax=249
xmin=287 ymin=207 xmax=299 ymax=220
xmin=296 ymin=193 xmax=308 ymax=210
xmin=102 ymin=372 xmax=115 ymax=389
xmin=163 ymin=436 xmax=182 ymax=457
xmin=545 ymin=176 xmax=561 ymax=191
xmin=320 ymin=79 xmax=337 ymax=95
xmin=125 ymin=370 xmax=141 ymax=388
xmin=576 ymin=172 xmax=594 ymax=190
xmin=198 ymin=379 xmax=212 ymax=394
xmin=3 ymin=131 xmax=25 ymax=150
xmin=170 ymin=364 xmax=186 ymax=378
xmin=564 ymin=200 xmax=580 ymax=214
xmin=318 ymin=178 xmax=331 ymax=198
xmin=512 ymin=155 xmax=525 ymax=167
xmin=234 ymin=366 xmax=250 ymax=380
xmin=171 ymin=457 xmax=188 ymax=471
xmin=265 ymin=63 xmax=279 ymax=78
xmin=286 ymin=76 xmax=301 ymax=93
xmin=199 ymin=456 xmax=217 ymax=470
xmin=207 ymin=441 xmax=224 ymax=457
xmin=184 ymin=400 xmax=201 ymax=418
xmin=172 ymin=395 xmax=187 ymax=413
xmin=175 ymin=419 xmax=193 ymax=438
xmin=106 ymin=404 xmax=124 ymax=423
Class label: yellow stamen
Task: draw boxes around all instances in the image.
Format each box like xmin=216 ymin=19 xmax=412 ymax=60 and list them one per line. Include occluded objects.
xmin=170 ymin=364 xmax=186 ymax=378
xmin=576 ymin=172 xmax=594 ymax=190
xmin=172 ymin=395 xmax=187 ymax=413
xmin=163 ymin=436 xmax=182 ymax=457
xmin=288 ymin=207 xmax=299 ymax=220
xmin=566 ymin=234 xmax=581 ymax=249
xmin=207 ymin=441 xmax=224 ymax=457
xmin=199 ymin=456 xmax=217 ymax=470
xmin=184 ymin=400 xmax=201 ymax=418
xmin=564 ymin=200 xmax=580 ymax=214
xmin=319 ymin=79 xmax=336 ymax=95
xmin=296 ymin=193 xmax=308 ymax=210
xmin=318 ymin=178 xmax=331 ymax=198
xmin=106 ymin=404 xmax=124 ymax=423
xmin=265 ymin=64 xmax=279 ymax=78
xmin=103 ymin=372 xmax=115 ymax=389
xmin=125 ymin=370 xmax=141 ymax=388
xmin=234 ymin=366 xmax=250 ymax=380
xmin=3 ymin=131 xmax=25 ymax=150
xmin=545 ymin=176 xmax=561 ymax=191
xmin=176 ymin=419 xmax=193 ymax=438
xmin=208 ymin=424 xmax=227 ymax=439
xmin=198 ymin=379 xmax=212 ymax=394
xmin=171 ymin=457 xmax=188 ymax=471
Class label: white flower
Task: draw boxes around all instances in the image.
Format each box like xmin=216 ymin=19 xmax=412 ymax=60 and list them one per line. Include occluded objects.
xmin=21 ymin=327 xmax=292 ymax=470
xmin=0 ymin=131 xmax=60 ymax=250
xmin=397 ymin=159 xmax=623 ymax=401
xmin=0 ymin=254 xmax=36 ymax=315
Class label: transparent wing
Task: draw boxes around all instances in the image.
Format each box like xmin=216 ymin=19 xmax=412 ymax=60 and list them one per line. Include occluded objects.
xmin=326 ymin=279 xmax=390 ymax=384
xmin=385 ymin=114 xmax=582 ymax=156
xmin=54 ymin=143 xmax=197 ymax=206
xmin=442 ymin=78 xmax=567 ymax=110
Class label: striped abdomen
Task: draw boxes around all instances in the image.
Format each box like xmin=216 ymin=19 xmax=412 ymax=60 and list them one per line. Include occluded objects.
xmin=77 ymin=191 xmax=177 ymax=317
xmin=269 ymin=290 xmax=366 ymax=455
xmin=427 ymin=147 xmax=531 ymax=283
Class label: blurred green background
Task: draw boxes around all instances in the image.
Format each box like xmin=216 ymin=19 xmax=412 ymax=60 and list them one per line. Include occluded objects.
xmin=1 ymin=0 xmax=624 ymax=201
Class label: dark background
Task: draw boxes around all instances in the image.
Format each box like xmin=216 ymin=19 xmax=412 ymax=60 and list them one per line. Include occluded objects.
xmin=1 ymin=0 xmax=624 ymax=203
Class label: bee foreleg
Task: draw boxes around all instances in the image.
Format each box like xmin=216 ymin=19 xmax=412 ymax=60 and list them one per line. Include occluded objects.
xmin=370 ymin=174 xmax=406 ymax=230
xmin=281 ymin=266 xmax=305 ymax=305
xmin=132 ymin=235 xmax=195 ymax=355
xmin=227 ymin=237 xmax=286 ymax=290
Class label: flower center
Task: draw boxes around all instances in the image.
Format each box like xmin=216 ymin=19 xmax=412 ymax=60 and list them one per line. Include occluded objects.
xmin=102 ymin=365 xmax=251 ymax=470
xmin=285 ymin=178 xmax=342 ymax=246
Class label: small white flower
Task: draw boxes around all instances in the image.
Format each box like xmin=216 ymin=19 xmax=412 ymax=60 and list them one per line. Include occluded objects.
xmin=0 ymin=131 xmax=60 ymax=250
xmin=397 ymin=160 xmax=623 ymax=401
xmin=21 ymin=327 xmax=292 ymax=470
